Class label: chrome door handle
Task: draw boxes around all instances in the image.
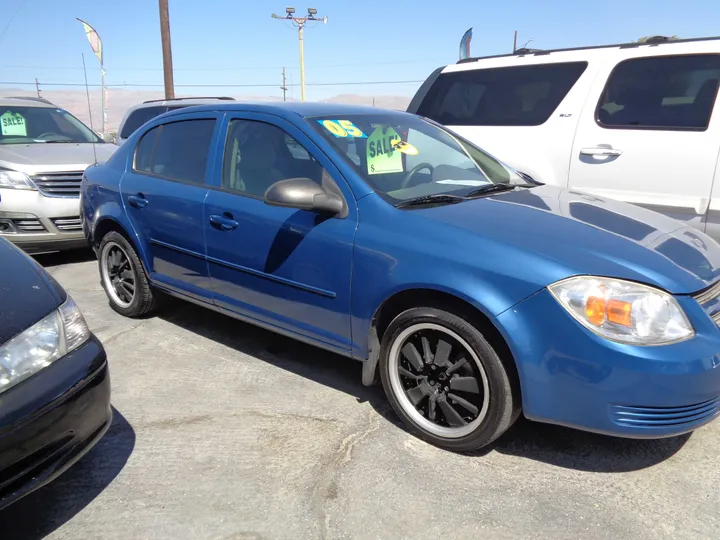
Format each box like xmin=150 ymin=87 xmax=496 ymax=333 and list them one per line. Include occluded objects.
xmin=580 ymin=147 xmax=623 ymax=157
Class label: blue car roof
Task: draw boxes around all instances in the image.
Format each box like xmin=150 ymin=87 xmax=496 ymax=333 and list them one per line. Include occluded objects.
xmin=161 ymin=101 xmax=411 ymax=119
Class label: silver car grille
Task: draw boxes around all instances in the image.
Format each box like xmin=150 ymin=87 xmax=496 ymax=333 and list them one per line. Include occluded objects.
xmin=693 ymin=280 xmax=720 ymax=306
xmin=14 ymin=218 xmax=45 ymax=233
xmin=693 ymin=280 xmax=720 ymax=326
xmin=52 ymin=216 xmax=82 ymax=232
xmin=29 ymin=171 xmax=84 ymax=197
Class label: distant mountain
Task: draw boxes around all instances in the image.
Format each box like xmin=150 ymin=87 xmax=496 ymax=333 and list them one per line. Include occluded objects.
xmin=0 ymin=88 xmax=413 ymax=133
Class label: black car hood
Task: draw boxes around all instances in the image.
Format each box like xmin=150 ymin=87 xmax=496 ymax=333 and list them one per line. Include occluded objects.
xmin=0 ymin=239 xmax=65 ymax=346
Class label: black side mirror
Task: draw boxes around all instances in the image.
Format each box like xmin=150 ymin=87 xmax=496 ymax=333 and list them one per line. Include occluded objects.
xmin=264 ymin=177 xmax=344 ymax=215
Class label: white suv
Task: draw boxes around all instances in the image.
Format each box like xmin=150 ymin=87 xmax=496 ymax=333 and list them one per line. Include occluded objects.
xmin=408 ymin=36 xmax=720 ymax=241
xmin=116 ymin=96 xmax=235 ymax=145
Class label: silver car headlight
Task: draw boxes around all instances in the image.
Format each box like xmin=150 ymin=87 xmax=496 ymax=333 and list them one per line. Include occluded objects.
xmin=0 ymin=297 xmax=90 ymax=394
xmin=0 ymin=169 xmax=35 ymax=190
xmin=548 ymin=276 xmax=694 ymax=346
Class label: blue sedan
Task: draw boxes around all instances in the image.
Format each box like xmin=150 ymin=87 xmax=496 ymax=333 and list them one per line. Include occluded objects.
xmin=81 ymin=102 xmax=720 ymax=451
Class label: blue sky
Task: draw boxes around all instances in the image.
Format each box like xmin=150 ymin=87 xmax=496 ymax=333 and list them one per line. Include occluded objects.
xmin=2 ymin=0 xmax=720 ymax=100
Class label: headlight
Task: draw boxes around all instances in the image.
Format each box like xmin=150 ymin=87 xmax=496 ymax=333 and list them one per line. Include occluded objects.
xmin=0 ymin=297 xmax=90 ymax=394
xmin=0 ymin=169 xmax=35 ymax=190
xmin=548 ymin=276 xmax=694 ymax=346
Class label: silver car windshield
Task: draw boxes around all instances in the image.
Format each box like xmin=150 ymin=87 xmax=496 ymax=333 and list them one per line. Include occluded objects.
xmin=0 ymin=106 xmax=103 ymax=145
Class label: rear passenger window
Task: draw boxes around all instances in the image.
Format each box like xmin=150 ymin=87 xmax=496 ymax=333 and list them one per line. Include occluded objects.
xmin=134 ymin=127 xmax=158 ymax=173
xmin=416 ymin=62 xmax=588 ymax=126
xmin=119 ymin=106 xmax=167 ymax=139
xmin=597 ymin=54 xmax=720 ymax=130
xmin=134 ymin=119 xmax=216 ymax=184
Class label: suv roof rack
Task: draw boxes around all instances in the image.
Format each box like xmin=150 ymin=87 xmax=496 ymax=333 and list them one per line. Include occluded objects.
xmin=2 ymin=96 xmax=55 ymax=106
xmin=457 ymin=35 xmax=720 ymax=64
xmin=513 ymin=48 xmax=549 ymax=56
xmin=142 ymin=96 xmax=236 ymax=104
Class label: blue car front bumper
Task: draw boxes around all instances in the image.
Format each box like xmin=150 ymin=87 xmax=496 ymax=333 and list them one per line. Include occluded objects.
xmin=497 ymin=289 xmax=720 ymax=438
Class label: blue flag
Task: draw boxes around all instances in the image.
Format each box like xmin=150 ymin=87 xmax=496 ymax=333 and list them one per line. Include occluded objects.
xmin=459 ymin=27 xmax=473 ymax=60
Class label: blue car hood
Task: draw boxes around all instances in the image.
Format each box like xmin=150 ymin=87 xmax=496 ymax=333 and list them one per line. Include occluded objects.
xmin=414 ymin=185 xmax=720 ymax=295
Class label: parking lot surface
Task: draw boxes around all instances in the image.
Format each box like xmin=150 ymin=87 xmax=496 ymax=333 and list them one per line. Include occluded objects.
xmin=0 ymin=251 xmax=718 ymax=540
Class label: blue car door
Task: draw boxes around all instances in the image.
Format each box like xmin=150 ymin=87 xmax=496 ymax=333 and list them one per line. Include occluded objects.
xmin=204 ymin=113 xmax=357 ymax=353
xmin=120 ymin=112 xmax=221 ymax=300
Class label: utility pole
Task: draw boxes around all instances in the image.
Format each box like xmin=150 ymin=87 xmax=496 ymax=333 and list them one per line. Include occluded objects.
xmin=272 ymin=8 xmax=327 ymax=102
xmin=281 ymin=67 xmax=288 ymax=101
xmin=35 ymin=78 xmax=40 ymax=98
xmin=513 ymin=30 xmax=517 ymax=52
xmin=158 ymin=0 xmax=175 ymax=99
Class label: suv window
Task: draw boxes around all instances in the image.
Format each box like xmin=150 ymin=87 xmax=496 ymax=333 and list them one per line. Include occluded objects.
xmin=120 ymin=106 xmax=168 ymax=139
xmin=597 ymin=54 xmax=720 ymax=130
xmin=416 ymin=62 xmax=588 ymax=126
xmin=222 ymin=120 xmax=325 ymax=198
xmin=134 ymin=119 xmax=216 ymax=184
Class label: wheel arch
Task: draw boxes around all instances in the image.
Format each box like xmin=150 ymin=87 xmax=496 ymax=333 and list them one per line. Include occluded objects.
xmin=362 ymin=287 xmax=520 ymax=399
xmin=93 ymin=216 xmax=152 ymax=276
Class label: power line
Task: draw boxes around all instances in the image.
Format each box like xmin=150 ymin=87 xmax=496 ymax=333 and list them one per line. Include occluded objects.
xmin=0 ymin=58 xmax=449 ymax=72
xmin=0 ymin=79 xmax=424 ymax=88
xmin=0 ymin=0 xmax=29 ymax=44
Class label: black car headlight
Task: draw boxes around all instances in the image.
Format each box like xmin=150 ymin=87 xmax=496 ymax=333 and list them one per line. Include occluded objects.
xmin=0 ymin=296 xmax=90 ymax=394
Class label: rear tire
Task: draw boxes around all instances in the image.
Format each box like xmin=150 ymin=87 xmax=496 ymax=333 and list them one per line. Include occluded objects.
xmin=98 ymin=231 xmax=157 ymax=318
xmin=379 ymin=307 xmax=519 ymax=452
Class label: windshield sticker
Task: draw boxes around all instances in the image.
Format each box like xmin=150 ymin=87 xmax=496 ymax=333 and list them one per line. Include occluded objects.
xmin=367 ymin=126 xmax=403 ymax=175
xmin=0 ymin=111 xmax=26 ymax=136
xmin=391 ymin=139 xmax=419 ymax=156
xmin=318 ymin=119 xmax=367 ymax=138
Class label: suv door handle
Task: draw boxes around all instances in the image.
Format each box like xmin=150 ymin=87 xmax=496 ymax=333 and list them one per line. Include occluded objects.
xmin=209 ymin=213 xmax=239 ymax=231
xmin=128 ymin=194 xmax=148 ymax=208
xmin=580 ymin=146 xmax=623 ymax=157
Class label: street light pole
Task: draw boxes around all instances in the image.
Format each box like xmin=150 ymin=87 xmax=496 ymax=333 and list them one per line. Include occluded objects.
xmin=272 ymin=8 xmax=327 ymax=102
xmin=298 ymin=23 xmax=305 ymax=102
xmin=158 ymin=0 xmax=175 ymax=99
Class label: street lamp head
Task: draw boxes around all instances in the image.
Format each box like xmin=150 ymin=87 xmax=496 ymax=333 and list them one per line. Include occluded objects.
xmin=308 ymin=7 xmax=317 ymax=17
xmin=285 ymin=6 xmax=295 ymax=14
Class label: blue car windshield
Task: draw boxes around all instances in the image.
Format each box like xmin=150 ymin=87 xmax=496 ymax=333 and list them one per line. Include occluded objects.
xmin=309 ymin=113 xmax=527 ymax=203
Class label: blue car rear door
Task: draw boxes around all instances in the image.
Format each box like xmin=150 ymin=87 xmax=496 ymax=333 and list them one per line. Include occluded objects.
xmin=204 ymin=112 xmax=357 ymax=354
xmin=120 ymin=111 xmax=222 ymax=300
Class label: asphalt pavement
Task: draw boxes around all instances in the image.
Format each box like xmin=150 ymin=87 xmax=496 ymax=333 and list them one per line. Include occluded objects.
xmin=0 ymin=250 xmax=718 ymax=540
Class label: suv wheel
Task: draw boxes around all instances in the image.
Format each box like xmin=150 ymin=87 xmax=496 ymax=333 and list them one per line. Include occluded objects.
xmin=99 ymin=231 xmax=157 ymax=317
xmin=379 ymin=307 xmax=519 ymax=452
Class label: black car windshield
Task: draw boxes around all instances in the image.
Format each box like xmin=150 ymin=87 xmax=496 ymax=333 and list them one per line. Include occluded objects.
xmin=309 ymin=113 xmax=528 ymax=203
xmin=0 ymin=106 xmax=103 ymax=145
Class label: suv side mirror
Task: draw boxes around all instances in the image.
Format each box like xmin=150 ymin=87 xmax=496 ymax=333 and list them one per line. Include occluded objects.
xmin=264 ymin=177 xmax=344 ymax=215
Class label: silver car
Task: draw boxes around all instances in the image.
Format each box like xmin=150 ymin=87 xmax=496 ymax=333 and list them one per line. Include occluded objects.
xmin=0 ymin=97 xmax=117 ymax=254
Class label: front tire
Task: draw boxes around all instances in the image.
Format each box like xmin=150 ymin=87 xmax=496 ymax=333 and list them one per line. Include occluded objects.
xmin=98 ymin=231 xmax=157 ymax=318
xmin=379 ymin=307 xmax=519 ymax=452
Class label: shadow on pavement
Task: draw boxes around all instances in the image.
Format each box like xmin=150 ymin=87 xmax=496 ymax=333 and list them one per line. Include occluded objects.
xmin=160 ymin=300 xmax=388 ymax=409
xmin=33 ymin=248 xmax=96 ymax=268
xmin=0 ymin=407 xmax=135 ymax=540
xmin=479 ymin=416 xmax=691 ymax=472
xmin=162 ymin=301 xmax=689 ymax=473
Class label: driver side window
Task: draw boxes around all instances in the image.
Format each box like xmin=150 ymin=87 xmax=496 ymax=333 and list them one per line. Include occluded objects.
xmin=222 ymin=119 xmax=328 ymax=198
